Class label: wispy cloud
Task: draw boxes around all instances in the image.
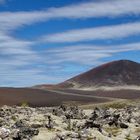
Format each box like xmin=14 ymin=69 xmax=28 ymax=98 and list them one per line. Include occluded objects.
xmin=1 ymin=42 xmax=140 ymax=87
xmin=0 ymin=32 xmax=35 ymax=56
xmin=45 ymin=0 xmax=140 ymax=18
xmin=1 ymin=0 xmax=140 ymax=86
xmin=1 ymin=0 xmax=140 ymax=32
xmin=41 ymin=22 xmax=140 ymax=43
xmin=0 ymin=0 xmax=6 ymax=4
xmin=0 ymin=32 xmax=43 ymax=87
xmin=43 ymin=43 xmax=140 ymax=66
xmin=0 ymin=68 xmax=56 ymax=87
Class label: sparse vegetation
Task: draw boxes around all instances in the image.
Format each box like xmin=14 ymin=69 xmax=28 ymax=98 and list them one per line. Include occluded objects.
xmin=87 ymin=137 xmax=95 ymax=140
xmin=11 ymin=115 xmax=17 ymax=121
xmin=105 ymin=127 xmax=121 ymax=136
xmin=125 ymin=133 xmax=132 ymax=140
xmin=66 ymin=118 xmax=71 ymax=131
xmin=103 ymin=102 xmax=127 ymax=109
xmin=135 ymin=127 xmax=140 ymax=134
xmin=20 ymin=101 xmax=29 ymax=107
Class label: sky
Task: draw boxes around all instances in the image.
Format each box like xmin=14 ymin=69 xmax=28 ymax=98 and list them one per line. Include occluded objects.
xmin=0 ymin=0 xmax=140 ymax=87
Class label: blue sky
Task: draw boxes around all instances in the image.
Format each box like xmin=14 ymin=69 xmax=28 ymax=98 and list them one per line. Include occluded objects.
xmin=0 ymin=0 xmax=140 ymax=87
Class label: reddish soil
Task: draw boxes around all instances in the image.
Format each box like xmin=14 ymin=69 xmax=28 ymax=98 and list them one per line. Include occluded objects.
xmin=0 ymin=88 xmax=109 ymax=107
xmin=60 ymin=89 xmax=140 ymax=99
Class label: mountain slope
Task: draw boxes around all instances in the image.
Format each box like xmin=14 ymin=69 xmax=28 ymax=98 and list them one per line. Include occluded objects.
xmin=58 ymin=60 xmax=140 ymax=89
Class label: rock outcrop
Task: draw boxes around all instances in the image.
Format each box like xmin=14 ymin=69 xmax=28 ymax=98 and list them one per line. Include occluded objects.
xmin=0 ymin=104 xmax=139 ymax=140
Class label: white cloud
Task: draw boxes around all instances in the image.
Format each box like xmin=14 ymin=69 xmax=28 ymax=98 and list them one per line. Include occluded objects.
xmin=0 ymin=32 xmax=35 ymax=56
xmin=0 ymin=0 xmax=6 ymax=4
xmin=43 ymin=43 xmax=140 ymax=65
xmin=1 ymin=0 xmax=140 ymax=32
xmin=1 ymin=0 xmax=140 ymax=86
xmin=45 ymin=0 xmax=140 ymax=18
xmin=41 ymin=22 xmax=140 ymax=43
xmin=0 ymin=32 xmax=43 ymax=87
xmin=1 ymin=40 xmax=140 ymax=87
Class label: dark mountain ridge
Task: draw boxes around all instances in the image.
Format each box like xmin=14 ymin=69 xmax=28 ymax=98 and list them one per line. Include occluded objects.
xmin=58 ymin=60 xmax=140 ymax=88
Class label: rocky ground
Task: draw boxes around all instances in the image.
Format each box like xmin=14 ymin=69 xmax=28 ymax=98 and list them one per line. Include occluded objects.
xmin=0 ymin=104 xmax=139 ymax=140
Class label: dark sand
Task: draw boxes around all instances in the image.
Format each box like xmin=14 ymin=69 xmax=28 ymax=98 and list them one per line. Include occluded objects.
xmin=59 ymin=89 xmax=140 ymax=99
xmin=0 ymin=88 xmax=109 ymax=107
xmin=0 ymin=87 xmax=139 ymax=107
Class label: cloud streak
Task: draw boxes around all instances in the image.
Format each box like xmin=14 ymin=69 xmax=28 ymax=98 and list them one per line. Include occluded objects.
xmin=0 ymin=32 xmax=43 ymax=87
xmin=0 ymin=0 xmax=6 ymax=4
xmin=45 ymin=0 xmax=140 ymax=18
xmin=41 ymin=22 xmax=140 ymax=43
xmin=1 ymin=0 xmax=140 ymax=32
xmin=1 ymin=0 xmax=140 ymax=86
xmin=43 ymin=43 xmax=140 ymax=65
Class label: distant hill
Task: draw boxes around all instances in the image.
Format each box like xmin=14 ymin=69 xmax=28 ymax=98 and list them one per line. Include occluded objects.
xmin=0 ymin=60 xmax=140 ymax=107
xmin=57 ymin=60 xmax=140 ymax=89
